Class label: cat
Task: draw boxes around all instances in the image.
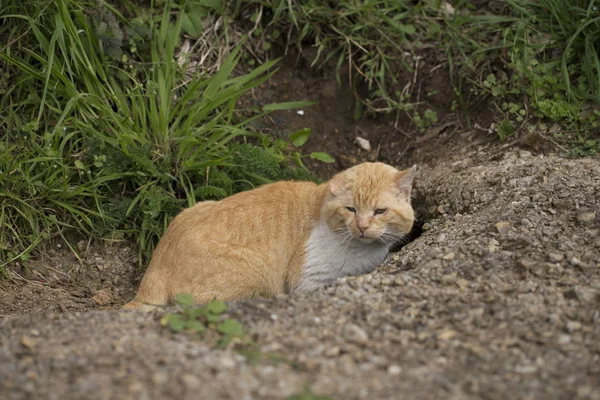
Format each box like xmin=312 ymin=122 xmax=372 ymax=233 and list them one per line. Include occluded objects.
xmin=122 ymin=162 xmax=416 ymax=309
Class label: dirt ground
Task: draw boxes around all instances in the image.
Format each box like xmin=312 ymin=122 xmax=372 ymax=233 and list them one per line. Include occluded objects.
xmin=1 ymin=51 xmax=599 ymax=399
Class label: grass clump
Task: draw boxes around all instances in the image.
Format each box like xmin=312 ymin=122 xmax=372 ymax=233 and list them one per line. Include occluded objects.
xmin=0 ymin=0 xmax=315 ymax=275
xmin=475 ymin=0 xmax=600 ymax=153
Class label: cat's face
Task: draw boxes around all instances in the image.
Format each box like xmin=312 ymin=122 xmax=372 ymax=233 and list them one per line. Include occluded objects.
xmin=323 ymin=162 xmax=416 ymax=245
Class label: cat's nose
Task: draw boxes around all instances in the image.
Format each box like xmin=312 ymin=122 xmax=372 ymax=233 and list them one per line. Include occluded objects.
xmin=358 ymin=226 xmax=368 ymax=233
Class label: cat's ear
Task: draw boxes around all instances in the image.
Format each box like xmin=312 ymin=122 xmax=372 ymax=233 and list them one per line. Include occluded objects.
xmin=329 ymin=176 xmax=347 ymax=196
xmin=394 ymin=165 xmax=416 ymax=200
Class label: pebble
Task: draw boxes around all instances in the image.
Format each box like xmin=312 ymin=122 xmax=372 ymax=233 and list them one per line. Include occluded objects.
xmin=576 ymin=211 xmax=596 ymax=224
xmin=355 ymin=136 xmax=371 ymax=152
xmin=436 ymin=233 xmax=446 ymax=242
xmin=437 ymin=329 xmax=458 ymax=341
xmin=180 ymin=374 xmax=201 ymax=389
xmin=495 ymin=221 xmax=512 ymax=234
xmin=519 ymin=259 xmax=535 ymax=270
xmin=20 ymin=336 xmax=38 ymax=350
xmin=442 ymin=252 xmax=456 ymax=261
xmin=557 ymin=334 xmax=571 ymax=345
xmin=152 ymin=372 xmax=168 ymax=385
xmin=342 ymin=324 xmax=369 ymax=345
xmin=548 ymin=253 xmax=564 ymax=262
xmin=566 ymin=321 xmax=582 ymax=332
xmin=520 ymin=218 xmax=533 ymax=228
xmin=387 ymin=364 xmax=402 ymax=375
xmin=569 ymin=257 xmax=583 ymax=267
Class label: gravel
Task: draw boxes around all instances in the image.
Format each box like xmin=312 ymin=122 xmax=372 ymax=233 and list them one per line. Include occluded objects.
xmin=1 ymin=150 xmax=599 ymax=400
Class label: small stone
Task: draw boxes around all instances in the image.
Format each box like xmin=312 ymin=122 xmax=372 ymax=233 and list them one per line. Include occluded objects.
xmin=576 ymin=211 xmax=596 ymax=224
xmin=381 ymin=277 xmax=394 ymax=286
xmin=387 ymin=364 xmax=402 ymax=375
xmin=437 ymin=329 xmax=458 ymax=341
xmin=355 ymin=136 xmax=371 ymax=152
xmin=557 ymin=334 xmax=571 ymax=345
xmin=520 ymin=218 xmax=533 ymax=229
xmin=552 ymin=198 xmax=570 ymax=209
xmin=515 ymin=365 xmax=537 ymax=374
xmin=180 ymin=374 xmax=200 ymax=389
xmin=77 ymin=240 xmax=87 ymax=252
xmin=325 ymin=346 xmax=341 ymax=357
xmin=569 ymin=257 xmax=583 ymax=267
xmin=342 ymin=323 xmax=369 ymax=345
xmin=21 ymin=336 xmax=38 ymax=350
xmin=392 ymin=254 xmax=400 ymax=262
xmin=488 ymin=238 xmax=499 ymax=252
xmin=29 ymin=329 xmax=40 ymax=337
xmin=495 ymin=221 xmax=512 ymax=234
xmin=566 ymin=320 xmax=582 ymax=332
xmin=456 ymin=278 xmax=469 ymax=289
xmin=442 ymin=252 xmax=456 ymax=261
xmin=437 ymin=205 xmax=447 ymax=214
xmin=519 ymin=259 xmax=535 ymax=270
xmin=548 ymin=253 xmax=564 ymax=262
xmin=436 ymin=233 xmax=446 ymax=242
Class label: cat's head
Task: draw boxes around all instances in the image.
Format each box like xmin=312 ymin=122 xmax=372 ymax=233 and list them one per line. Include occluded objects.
xmin=323 ymin=162 xmax=416 ymax=244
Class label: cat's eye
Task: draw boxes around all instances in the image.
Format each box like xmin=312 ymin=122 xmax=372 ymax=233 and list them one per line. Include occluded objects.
xmin=346 ymin=207 xmax=356 ymax=213
xmin=374 ymin=208 xmax=387 ymax=215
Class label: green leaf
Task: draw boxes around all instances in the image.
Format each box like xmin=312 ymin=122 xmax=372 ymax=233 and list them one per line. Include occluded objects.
xmin=160 ymin=314 xmax=170 ymax=327
xmin=206 ymin=300 xmax=227 ymax=314
xmin=263 ymin=41 xmax=272 ymax=51
xmin=185 ymin=319 xmax=206 ymax=333
xmin=497 ymin=120 xmax=515 ymax=142
xmin=217 ymin=319 xmax=244 ymax=336
xmin=74 ymin=160 xmax=84 ymax=169
xmin=399 ymin=24 xmax=416 ymax=34
xmin=175 ymin=293 xmax=195 ymax=306
xmin=424 ymin=109 xmax=438 ymax=123
xmin=290 ymin=128 xmax=311 ymax=147
xmin=261 ymin=101 xmax=315 ymax=112
xmin=309 ymin=152 xmax=335 ymax=163
xmin=181 ymin=7 xmax=206 ymax=38
xmin=206 ymin=313 xmax=220 ymax=323
xmin=167 ymin=314 xmax=186 ymax=332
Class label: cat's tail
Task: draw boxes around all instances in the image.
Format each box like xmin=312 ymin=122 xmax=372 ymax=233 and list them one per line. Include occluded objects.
xmin=121 ymin=299 xmax=143 ymax=309
xmin=121 ymin=299 xmax=167 ymax=311
xmin=121 ymin=295 xmax=168 ymax=311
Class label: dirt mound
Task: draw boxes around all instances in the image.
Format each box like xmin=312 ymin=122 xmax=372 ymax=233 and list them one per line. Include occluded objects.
xmin=2 ymin=150 xmax=598 ymax=400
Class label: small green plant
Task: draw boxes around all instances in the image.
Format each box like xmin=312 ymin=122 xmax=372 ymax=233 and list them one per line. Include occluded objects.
xmin=160 ymin=294 xmax=245 ymax=348
xmin=412 ymin=109 xmax=438 ymax=131
xmin=287 ymin=389 xmax=332 ymax=400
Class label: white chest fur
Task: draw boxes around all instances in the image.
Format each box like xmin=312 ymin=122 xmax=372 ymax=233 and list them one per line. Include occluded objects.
xmin=295 ymin=221 xmax=390 ymax=291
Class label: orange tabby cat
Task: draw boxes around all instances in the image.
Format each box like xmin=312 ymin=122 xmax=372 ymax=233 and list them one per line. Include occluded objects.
xmin=122 ymin=162 xmax=416 ymax=309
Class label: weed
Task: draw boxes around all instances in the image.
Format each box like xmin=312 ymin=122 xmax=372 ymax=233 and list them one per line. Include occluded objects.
xmin=161 ymin=294 xmax=247 ymax=348
xmin=228 ymin=0 xmax=599 ymax=151
xmin=287 ymin=389 xmax=333 ymax=400
xmin=0 ymin=0 xmax=322 ymax=274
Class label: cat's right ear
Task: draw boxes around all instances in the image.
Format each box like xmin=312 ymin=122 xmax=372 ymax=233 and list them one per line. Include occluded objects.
xmin=395 ymin=164 xmax=417 ymax=200
xmin=329 ymin=177 xmax=346 ymax=196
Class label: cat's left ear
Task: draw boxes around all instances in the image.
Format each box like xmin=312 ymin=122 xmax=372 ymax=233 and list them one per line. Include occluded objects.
xmin=394 ymin=165 xmax=416 ymax=200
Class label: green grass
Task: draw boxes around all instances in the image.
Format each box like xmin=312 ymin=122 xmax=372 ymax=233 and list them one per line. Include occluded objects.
xmin=0 ymin=0 xmax=315 ymax=275
xmin=226 ymin=0 xmax=599 ymax=150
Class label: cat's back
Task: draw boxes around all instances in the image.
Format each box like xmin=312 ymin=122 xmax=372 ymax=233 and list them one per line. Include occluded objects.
xmin=168 ymin=180 xmax=324 ymax=244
